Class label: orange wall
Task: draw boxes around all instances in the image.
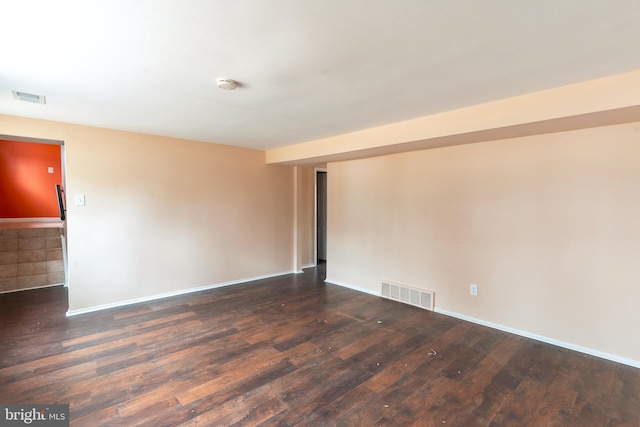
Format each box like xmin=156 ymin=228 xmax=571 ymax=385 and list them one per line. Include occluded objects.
xmin=0 ymin=140 xmax=62 ymax=218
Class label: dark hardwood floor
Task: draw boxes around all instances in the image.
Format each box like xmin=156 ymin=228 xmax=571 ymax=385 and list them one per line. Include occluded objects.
xmin=1 ymin=264 xmax=639 ymax=426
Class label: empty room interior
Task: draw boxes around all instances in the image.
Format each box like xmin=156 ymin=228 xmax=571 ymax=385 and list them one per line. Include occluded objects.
xmin=1 ymin=1 xmax=640 ymax=425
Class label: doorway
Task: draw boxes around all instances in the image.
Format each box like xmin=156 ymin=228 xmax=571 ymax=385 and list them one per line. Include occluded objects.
xmin=0 ymin=136 xmax=68 ymax=294
xmin=315 ymin=169 xmax=327 ymax=264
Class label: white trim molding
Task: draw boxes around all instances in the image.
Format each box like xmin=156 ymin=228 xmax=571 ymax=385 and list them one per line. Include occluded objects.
xmin=0 ymin=283 xmax=64 ymax=295
xmin=324 ymin=278 xmax=380 ymax=297
xmin=0 ymin=217 xmax=61 ymax=223
xmin=66 ymin=270 xmax=296 ymax=317
xmin=301 ymin=263 xmax=315 ymax=270
xmin=435 ymin=308 xmax=640 ymax=369
xmin=319 ymin=277 xmax=640 ymax=369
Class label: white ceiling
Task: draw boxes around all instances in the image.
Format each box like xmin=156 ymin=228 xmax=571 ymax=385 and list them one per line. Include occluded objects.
xmin=1 ymin=0 xmax=640 ymax=150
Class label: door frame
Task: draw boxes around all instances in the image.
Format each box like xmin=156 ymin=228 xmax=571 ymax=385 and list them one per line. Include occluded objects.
xmin=0 ymin=135 xmax=68 ymax=289
xmin=314 ymin=167 xmax=327 ymax=265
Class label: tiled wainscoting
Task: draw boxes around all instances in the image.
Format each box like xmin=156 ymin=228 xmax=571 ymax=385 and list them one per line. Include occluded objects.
xmin=0 ymin=228 xmax=65 ymax=293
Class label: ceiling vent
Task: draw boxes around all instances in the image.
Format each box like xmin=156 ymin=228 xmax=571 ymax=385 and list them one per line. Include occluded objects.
xmin=12 ymin=90 xmax=46 ymax=104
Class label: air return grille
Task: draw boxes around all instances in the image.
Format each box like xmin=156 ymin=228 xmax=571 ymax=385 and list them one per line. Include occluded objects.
xmin=381 ymin=281 xmax=434 ymax=311
xmin=12 ymin=90 xmax=46 ymax=104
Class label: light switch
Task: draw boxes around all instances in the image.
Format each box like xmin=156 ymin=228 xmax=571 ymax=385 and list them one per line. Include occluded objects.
xmin=74 ymin=194 xmax=85 ymax=206
xmin=48 ymin=167 xmax=54 ymax=173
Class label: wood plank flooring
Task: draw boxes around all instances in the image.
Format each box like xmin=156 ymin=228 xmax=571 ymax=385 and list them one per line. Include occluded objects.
xmin=1 ymin=264 xmax=639 ymax=426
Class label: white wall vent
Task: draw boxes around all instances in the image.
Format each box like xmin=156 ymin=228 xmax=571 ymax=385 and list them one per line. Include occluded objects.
xmin=12 ymin=90 xmax=46 ymax=104
xmin=381 ymin=281 xmax=434 ymax=311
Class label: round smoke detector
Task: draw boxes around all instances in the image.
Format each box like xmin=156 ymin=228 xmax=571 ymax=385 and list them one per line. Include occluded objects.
xmin=216 ymin=78 xmax=239 ymax=90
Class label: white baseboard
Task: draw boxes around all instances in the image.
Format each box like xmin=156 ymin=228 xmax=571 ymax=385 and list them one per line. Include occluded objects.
xmin=435 ymin=308 xmax=640 ymax=369
xmin=0 ymin=283 xmax=64 ymax=295
xmin=65 ymin=273 xmax=640 ymax=369
xmin=66 ymin=270 xmax=296 ymax=317
xmin=301 ymin=263 xmax=315 ymax=269
xmin=0 ymin=217 xmax=60 ymax=223
xmin=324 ymin=278 xmax=380 ymax=297
xmin=324 ymin=278 xmax=640 ymax=369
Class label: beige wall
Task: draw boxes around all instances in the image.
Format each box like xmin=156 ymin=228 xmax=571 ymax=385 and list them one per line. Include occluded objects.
xmin=0 ymin=114 xmax=294 ymax=312
xmin=327 ymin=121 xmax=640 ymax=363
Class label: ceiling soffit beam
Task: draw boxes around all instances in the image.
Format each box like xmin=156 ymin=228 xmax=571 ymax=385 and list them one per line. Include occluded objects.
xmin=266 ymin=69 xmax=640 ymax=165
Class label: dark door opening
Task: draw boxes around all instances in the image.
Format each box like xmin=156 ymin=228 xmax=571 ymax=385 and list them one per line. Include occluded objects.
xmin=316 ymin=170 xmax=327 ymax=263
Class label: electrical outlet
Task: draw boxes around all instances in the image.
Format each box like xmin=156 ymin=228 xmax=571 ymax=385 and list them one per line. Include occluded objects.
xmin=470 ymin=283 xmax=478 ymax=296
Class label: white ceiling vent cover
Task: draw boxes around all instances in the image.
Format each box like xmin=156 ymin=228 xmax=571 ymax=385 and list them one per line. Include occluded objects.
xmin=12 ymin=90 xmax=46 ymax=104
xmin=381 ymin=281 xmax=434 ymax=311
